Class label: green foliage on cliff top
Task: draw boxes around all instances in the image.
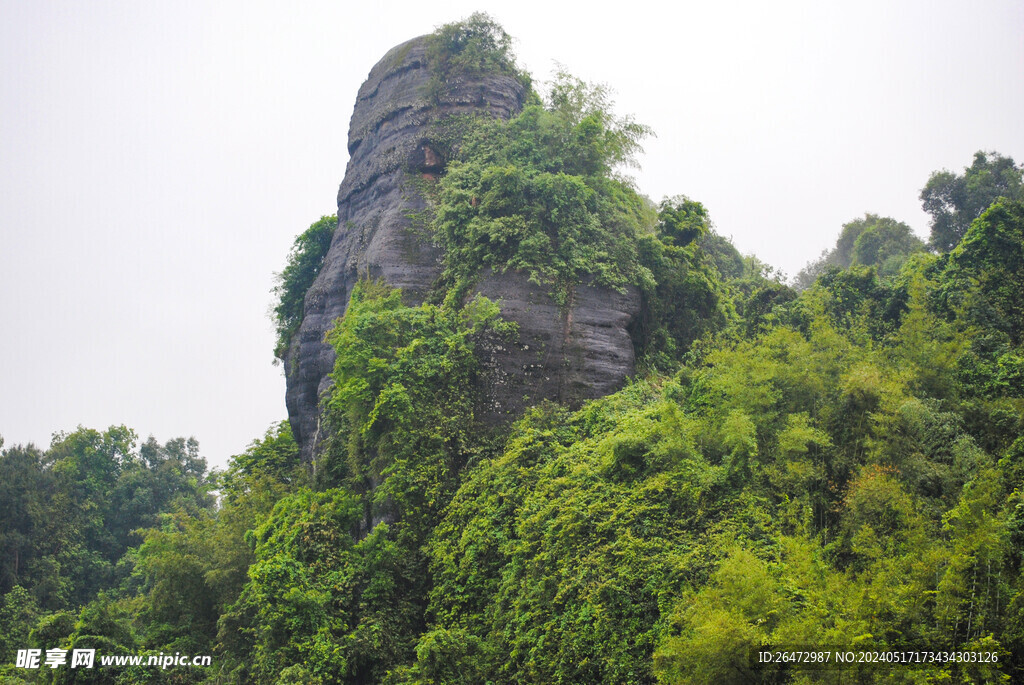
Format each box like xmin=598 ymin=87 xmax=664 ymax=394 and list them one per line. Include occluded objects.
xmin=272 ymin=215 xmax=336 ymax=361
xmin=427 ymin=72 xmax=655 ymax=307
xmin=424 ymin=13 xmax=530 ymax=101
xmin=416 ymin=63 xmax=736 ymax=366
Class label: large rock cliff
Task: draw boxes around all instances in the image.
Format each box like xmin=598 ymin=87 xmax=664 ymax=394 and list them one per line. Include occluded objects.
xmin=284 ymin=36 xmax=641 ymax=461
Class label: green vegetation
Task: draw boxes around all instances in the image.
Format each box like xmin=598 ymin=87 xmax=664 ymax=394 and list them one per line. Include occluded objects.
xmin=5 ymin=16 xmax=1024 ymax=685
xmin=418 ymin=64 xmax=735 ymax=368
xmin=405 ymin=196 xmax=1024 ymax=684
xmin=922 ymin=150 xmax=1024 ymax=252
xmin=633 ymin=196 xmax=733 ymax=367
xmin=272 ymin=215 xmax=336 ymax=360
xmin=426 ymin=71 xmax=654 ymax=307
xmin=795 ymin=213 xmax=925 ymax=289
xmin=424 ymin=12 xmax=529 ymax=102
xmin=0 ymin=427 xmax=214 ymax=682
xmin=795 ymin=150 xmax=1024 ymax=292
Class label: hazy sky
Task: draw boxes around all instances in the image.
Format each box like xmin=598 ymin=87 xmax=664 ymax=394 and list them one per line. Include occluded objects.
xmin=2 ymin=0 xmax=1022 ymax=469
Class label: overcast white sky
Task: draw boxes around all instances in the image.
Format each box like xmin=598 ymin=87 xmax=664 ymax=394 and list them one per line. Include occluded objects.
xmin=2 ymin=0 xmax=1022 ymax=469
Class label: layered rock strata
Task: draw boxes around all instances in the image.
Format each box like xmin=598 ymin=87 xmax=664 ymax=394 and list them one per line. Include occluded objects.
xmin=471 ymin=271 xmax=641 ymax=426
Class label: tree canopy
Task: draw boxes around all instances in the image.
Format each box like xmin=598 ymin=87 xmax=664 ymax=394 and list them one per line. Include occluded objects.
xmin=795 ymin=213 xmax=925 ymax=289
xmin=922 ymin=150 xmax=1024 ymax=252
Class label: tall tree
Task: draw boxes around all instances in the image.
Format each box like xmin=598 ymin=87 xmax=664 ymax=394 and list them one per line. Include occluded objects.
xmin=794 ymin=213 xmax=923 ymax=289
xmin=921 ymin=151 xmax=1024 ymax=252
xmin=0 ymin=444 xmax=46 ymax=594
xmin=944 ymin=199 xmax=1024 ymax=345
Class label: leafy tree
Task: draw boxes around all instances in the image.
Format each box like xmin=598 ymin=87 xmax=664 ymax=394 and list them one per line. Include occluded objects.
xmin=221 ymin=488 xmax=395 ymax=684
xmin=936 ymin=467 xmax=1009 ymax=648
xmin=427 ymin=71 xmax=653 ymax=305
xmin=128 ymin=423 xmax=299 ymax=675
xmin=655 ymin=547 xmax=780 ymax=684
xmin=634 ymin=197 xmax=731 ymax=368
xmin=943 ymin=199 xmax=1024 ymax=345
xmin=698 ymin=231 xmax=745 ymax=280
xmin=795 ymin=214 xmax=924 ymax=289
xmin=725 ymin=256 xmax=795 ymax=339
xmin=0 ymin=586 xmax=37 ymax=664
xmin=220 ymin=420 xmax=301 ymax=493
xmin=850 ymin=216 xmax=924 ymax=275
xmin=0 ymin=444 xmax=46 ymax=595
xmin=28 ymin=426 xmax=144 ymax=609
xmin=657 ymin=195 xmax=709 ymax=248
xmin=922 ymin=150 xmax=1024 ymax=252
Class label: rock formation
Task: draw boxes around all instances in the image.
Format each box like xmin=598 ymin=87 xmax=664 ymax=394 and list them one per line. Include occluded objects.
xmin=284 ymin=35 xmax=641 ymax=461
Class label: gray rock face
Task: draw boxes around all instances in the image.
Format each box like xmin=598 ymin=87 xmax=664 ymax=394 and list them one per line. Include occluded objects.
xmin=284 ymin=36 xmax=526 ymax=460
xmin=471 ymin=271 xmax=641 ymax=425
xmin=284 ymin=36 xmax=641 ymax=462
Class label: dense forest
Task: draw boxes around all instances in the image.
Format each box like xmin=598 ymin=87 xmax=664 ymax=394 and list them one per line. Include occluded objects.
xmin=3 ymin=15 xmax=1024 ymax=684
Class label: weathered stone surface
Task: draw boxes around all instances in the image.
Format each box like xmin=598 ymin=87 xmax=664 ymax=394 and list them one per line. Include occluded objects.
xmin=470 ymin=271 xmax=641 ymax=425
xmin=284 ymin=36 xmax=642 ymax=462
xmin=284 ymin=36 xmax=526 ymax=461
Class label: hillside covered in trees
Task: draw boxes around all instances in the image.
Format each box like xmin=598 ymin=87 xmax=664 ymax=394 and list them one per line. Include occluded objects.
xmin=3 ymin=15 xmax=1024 ymax=685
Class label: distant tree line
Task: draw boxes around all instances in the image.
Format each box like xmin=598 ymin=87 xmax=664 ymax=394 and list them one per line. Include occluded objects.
xmin=795 ymin=150 xmax=1024 ymax=289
